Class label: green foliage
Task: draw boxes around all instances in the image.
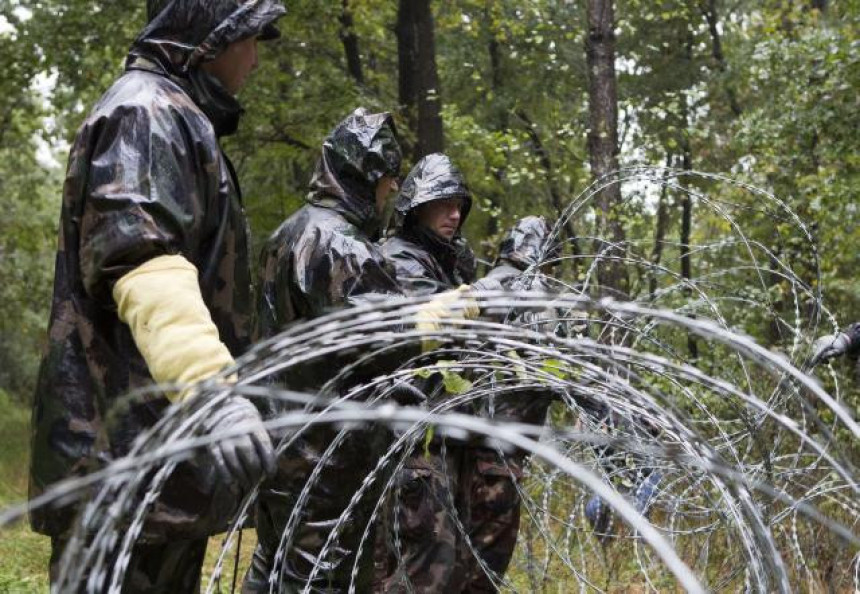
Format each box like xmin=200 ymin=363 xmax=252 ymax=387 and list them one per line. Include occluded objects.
xmin=0 ymin=0 xmax=854 ymax=404
xmin=0 ymin=391 xmax=51 ymax=591
xmin=0 ymin=2 xmax=857 ymax=587
xmin=414 ymin=360 xmax=474 ymax=394
xmin=0 ymin=7 xmax=60 ymax=401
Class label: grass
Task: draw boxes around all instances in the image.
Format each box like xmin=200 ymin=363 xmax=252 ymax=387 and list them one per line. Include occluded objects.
xmin=0 ymin=393 xmax=260 ymax=593
xmin=2 ymin=390 xmax=855 ymax=592
xmin=0 ymin=391 xmax=50 ymax=593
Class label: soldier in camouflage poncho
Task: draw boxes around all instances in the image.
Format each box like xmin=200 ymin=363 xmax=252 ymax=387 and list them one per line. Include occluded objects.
xmin=245 ymin=108 xmax=406 ymax=593
xmin=30 ymin=0 xmax=285 ymax=590
xmin=452 ymin=216 xmax=563 ymax=592
xmin=374 ymin=154 xmax=527 ymax=593
xmin=488 ymin=219 xmax=664 ymax=540
xmin=381 ymin=154 xmax=478 ymax=296
xmin=374 ymin=153 xmax=476 ymax=593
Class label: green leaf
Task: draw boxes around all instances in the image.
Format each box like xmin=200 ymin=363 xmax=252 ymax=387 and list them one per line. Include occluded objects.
xmin=423 ymin=425 xmax=435 ymax=459
xmin=441 ymin=371 xmax=473 ymax=395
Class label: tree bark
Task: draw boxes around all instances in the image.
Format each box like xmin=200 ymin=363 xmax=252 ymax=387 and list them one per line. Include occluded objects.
xmin=649 ymin=154 xmax=673 ymax=299
xmin=339 ymin=0 xmax=364 ymax=85
xmin=396 ymin=0 xmax=418 ymax=158
xmin=678 ymin=74 xmax=698 ymax=359
xmin=483 ymin=32 xmax=505 ymax=242
xmin=396 ymin=0 xmax=444 ymax=160
xmin=397 ymin=0 xmax=417 ymax=119
xmin=701 ymin=0 xmax=742 ymax=117
xmin=414 ymin=0 xmax=444 ymax=158
xmin=585 ymin=0 xmax=627 ymax=296
xmin=679 ymin=153 xmax=697 ymax=359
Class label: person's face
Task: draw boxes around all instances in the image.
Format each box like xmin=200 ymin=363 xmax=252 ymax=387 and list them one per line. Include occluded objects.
xmin=415 ymin=198 xmax=464 ymax=241
xmin=375 ymin=176 xmax=400 ymax=218
xmin=201 ymin=35 xmax=259 ymax=95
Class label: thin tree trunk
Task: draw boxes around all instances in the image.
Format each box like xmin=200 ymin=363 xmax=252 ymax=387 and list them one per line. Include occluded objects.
xmin=649 ymin=153 xmax=673 ymax=299
xmin=489 ymin=34 xmax=503 ymax=94
xmin=484 ymin=31 xmax=505 ymax=242
xmin=396 ymin=0 xmax=418 ymax=156
xmin=414 ymin=0 xmax=443 ymax=158
xmin=396 ymin=0 xmax=444 ymax=160
xmin=586 ymin=0 xmax=627 ymax=296
xmin=679 ymin=136 xmax=698 ymax=359
xmin=701 ymin=0 xmax=742 ymax=117
xmin=339 ymin=0 xmax=364 ymax=85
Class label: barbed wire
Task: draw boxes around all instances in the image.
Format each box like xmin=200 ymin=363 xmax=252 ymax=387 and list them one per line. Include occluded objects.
xmin=6 ymin=169 xmax=859 ymax=592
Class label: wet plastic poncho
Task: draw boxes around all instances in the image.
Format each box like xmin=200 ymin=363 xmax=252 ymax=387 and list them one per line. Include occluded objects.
xmin=256 ymin=109 xmax=403 ymax=339
xmin=247 ymin=109 xmax=404 ymax=593
xmin=382 ymin=153 xmax=476 ymax=294
xmin=496 ymin=215 xmax=560 ymax=270
xmin=29 ymin=0 xmax=285 ymax=539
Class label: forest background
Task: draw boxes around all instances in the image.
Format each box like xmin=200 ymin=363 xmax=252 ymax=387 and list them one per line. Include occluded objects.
xmin=0 ymin=0 xmax=857 ymax=589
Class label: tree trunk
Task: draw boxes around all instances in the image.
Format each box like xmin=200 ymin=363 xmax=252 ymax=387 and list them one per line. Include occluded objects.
xmin=585 ymin=0 xmax=627 ymax=296
xmin=702 ymin=0 xmax=742 ymax=117
xmin=649 ymin=154 xmax=673 ymax=299
xmin=339 ymin=0 xmax=364 ymax=85
xmin=675 ymin=26 xmax=699 ymax=360
xmin=396 ymin=0 xmax=444 ymax=160
xmin=396 ymin=0 xmax=418 ymax=156
xmin=414 ymin=0 xmax=444 ymax=158
xmin=483 ymin=31 xmax=505 ymax=243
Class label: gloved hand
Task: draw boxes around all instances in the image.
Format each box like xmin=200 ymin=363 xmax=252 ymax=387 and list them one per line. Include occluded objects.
xmin=471 ymin=264 xmax=520 ymax=292
xmin=204 ymin=395 xmax=277 ymax=491
xmin=809 ymin=324 xmax=860 ymax=367
xmin=416 ymin=285 xmax=479 ymax=351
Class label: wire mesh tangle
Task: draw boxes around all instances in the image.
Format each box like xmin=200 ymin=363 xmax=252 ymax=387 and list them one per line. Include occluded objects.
xmin=7 ymin=169 xmax=858 ymax=593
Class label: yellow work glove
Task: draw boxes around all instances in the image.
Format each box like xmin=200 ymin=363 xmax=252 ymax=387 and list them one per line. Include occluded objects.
xmin=112 ymin=254 xmax=235 ymax=402
xmin=415 ymin=285 xmax=480 ymax=351
xmin=113 ymin=254 xmax=276 ymax=489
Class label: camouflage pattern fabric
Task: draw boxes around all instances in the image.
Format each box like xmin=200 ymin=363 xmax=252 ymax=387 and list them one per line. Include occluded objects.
xmin=50 ymin=537 xmax=208 ymax=594
xmin=383 ymin=153 xmax=475 ymax=296
xmin=453 ymin=448 xmax=523 ymax=592
xmin=141 ymin=0 xmax=285 ymax=71
xmin=245 ymin=109 xmax=405 ymax=593
xmin=495 ymin=215 xmax=561 ymax=270
xmin=374 ymin=448 xmax=460 ymax=593
xmin=255 ymin=109 xmax=403 ymax=342
xmin=376 ymin=155 xmax=526 ymax=592
xmin=391 ymin=153 xmax=472 ymax=232
xmin=29 ymin=0 xmax=284 ymax=542
xmin=374 ymin=443 xmax=524 ymax=594
xmin=382 ymin=232 xmax=475 ymax=296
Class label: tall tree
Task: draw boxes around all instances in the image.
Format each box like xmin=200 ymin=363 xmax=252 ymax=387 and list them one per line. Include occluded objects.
xmin=339 ymin=0 xmax=364 ymax=85
xmin=678 ymin=27 xmax=699 ymax=359
xmin=585 ymin=0 xmax=627 ymax=295
xmin=701 ymin=0 xmax=742 ymax=117
xmin=397 ymin=0 xmax=444 ymax=159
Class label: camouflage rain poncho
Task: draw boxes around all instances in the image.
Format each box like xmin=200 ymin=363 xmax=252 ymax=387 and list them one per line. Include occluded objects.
xmin=30 ymin=0 xmax=285 ymax=539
